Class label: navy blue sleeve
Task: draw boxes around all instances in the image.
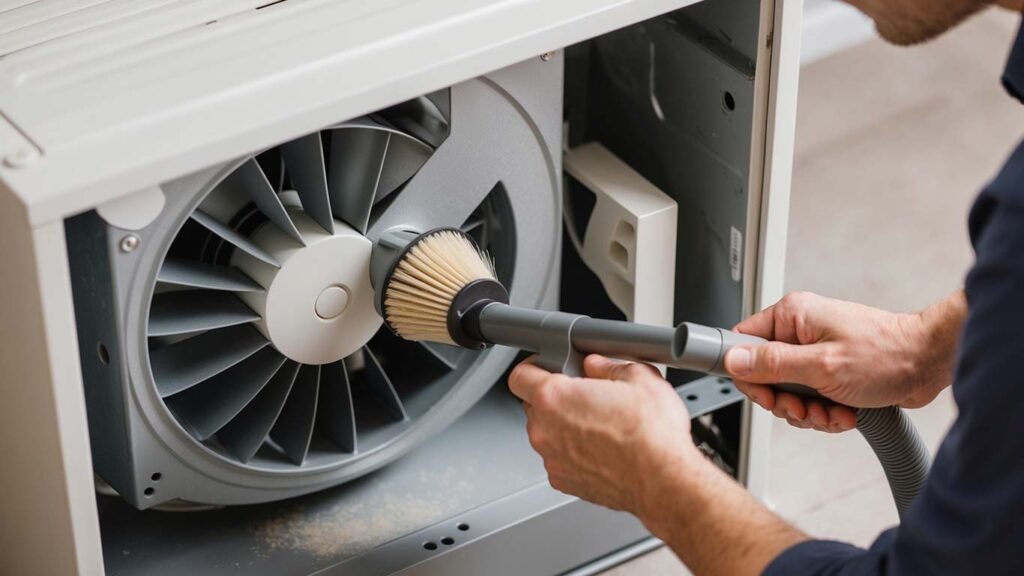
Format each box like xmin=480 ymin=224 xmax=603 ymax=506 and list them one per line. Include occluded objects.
xmin=764 ymin=138 xmax=1024 ymax=576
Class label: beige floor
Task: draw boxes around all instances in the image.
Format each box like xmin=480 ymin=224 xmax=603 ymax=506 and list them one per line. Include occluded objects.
xmin=605 ymin=8 xmax=1024 ymax=575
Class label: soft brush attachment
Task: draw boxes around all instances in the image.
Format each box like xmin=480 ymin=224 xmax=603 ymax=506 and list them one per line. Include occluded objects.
xmin=374 ymin=228 xmax=508 ymax=347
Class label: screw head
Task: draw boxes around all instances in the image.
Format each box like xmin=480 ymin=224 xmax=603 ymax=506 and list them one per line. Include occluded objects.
xmin=119 ymin=235 xmax=140 ymax=253
xmin=3 ymin=148 xmax=39 ymax=169
xmin=540 ymin=51 xmax=555 ymax=62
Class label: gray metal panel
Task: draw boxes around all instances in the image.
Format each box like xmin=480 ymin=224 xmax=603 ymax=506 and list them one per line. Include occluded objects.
xmin=65 ymin=212 xmax=137 ymax=496
xmin=98 ymin=381 xmax=739 ymax=575
xmin=377 ymin=490 xmax=650 ymax=576
xmin=674 ymin=0 xmax=762 ymax=64
xmin=97 ymin=388 xmax=548 ymax=576
xmin=572 ymin=10 xmax=759 ymax=345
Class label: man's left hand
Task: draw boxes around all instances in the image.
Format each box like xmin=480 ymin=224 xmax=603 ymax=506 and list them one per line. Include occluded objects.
xmin=507 ymin=354 xmax=695 ymax=516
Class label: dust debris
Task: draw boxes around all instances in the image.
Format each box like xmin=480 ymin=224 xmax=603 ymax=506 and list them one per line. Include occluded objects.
xmin=255 ymin=469 xmax=475 ymax=559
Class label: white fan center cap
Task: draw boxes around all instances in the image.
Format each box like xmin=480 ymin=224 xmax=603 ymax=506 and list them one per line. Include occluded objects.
xmin=232 ymin=212 xmax=383 ymax=365
xmin=315 ymin=285 xmax=350 ymax=319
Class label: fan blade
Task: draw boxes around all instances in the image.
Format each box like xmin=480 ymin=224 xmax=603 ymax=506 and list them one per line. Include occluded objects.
xmin=281 ymin=134 xmax=334 ymax=234
xmin=382 ymin=94 xmax=449 ymax=148
xmin=151 ymin=324 xmax=268 ymax=397
xmin=371 ymin=327 xmax=461 ymax=372
xmin=148 ymin=291 xmax=260 ymax=337
xmin=217 ymin=361 xmax=300 ymax=463
xmin=362 ymin=346 xmax=407 ymax=421
xmin=328 ymin=125 xmax=389 ymax=233
xmin=369 ymin=83 xmax=529 ymax=240
xmin=270 ymin=364 xmax=320 ymax=465
xmin=234 ymin=159 xmax=305 ymax=245
xmin=157 ymin=259 xmax=262 ymax=292
xmin=191 ymin=210 xmax=280 ymax=268
xmin=376 ymin=133 xmax=431 ymax=204
xmin=256 ymin=149 xmax=286 ymax=193
xmin=418 ymin=341 xmax=462 ymax=371
xmin=317 ymin=361 xmax=356 ymax=453
xmin=460 ymin=215 xmax=485 ymax=235
xmin=166 ymin=347 xmax=287 ymax=441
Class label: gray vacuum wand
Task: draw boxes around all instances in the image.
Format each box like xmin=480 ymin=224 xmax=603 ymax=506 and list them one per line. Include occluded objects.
xmin=469 ymin=303 xmax=930 ymax=519
xmin=473 ymin=302 xmax=814 ymax=394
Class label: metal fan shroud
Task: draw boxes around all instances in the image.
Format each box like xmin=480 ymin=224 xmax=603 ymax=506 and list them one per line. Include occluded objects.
xmin=110 ymin=70 xmax=562 ymax=506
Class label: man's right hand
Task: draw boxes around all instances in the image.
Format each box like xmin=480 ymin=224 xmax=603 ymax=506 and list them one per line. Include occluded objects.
xmin=724 ymin=291 xmax=966 ymax=433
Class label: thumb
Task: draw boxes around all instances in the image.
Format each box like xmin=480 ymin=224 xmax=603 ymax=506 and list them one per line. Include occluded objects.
xmin=724 ymin=342 xmax=828 ymax=386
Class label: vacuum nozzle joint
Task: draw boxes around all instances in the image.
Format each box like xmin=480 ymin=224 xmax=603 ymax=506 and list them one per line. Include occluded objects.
xmin=447 ymin=278 xmax=509 ymax=349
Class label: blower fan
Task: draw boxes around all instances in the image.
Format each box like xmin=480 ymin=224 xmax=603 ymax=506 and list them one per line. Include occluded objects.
xmin=68 ymin=64 xmax=563 ymax=508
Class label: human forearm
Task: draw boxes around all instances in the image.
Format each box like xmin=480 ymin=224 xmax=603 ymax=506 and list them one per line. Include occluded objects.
xmin=637 ymin=447 xmax=808 ymax=576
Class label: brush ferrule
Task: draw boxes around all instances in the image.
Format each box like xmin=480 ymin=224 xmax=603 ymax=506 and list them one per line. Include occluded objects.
xmin=447 ymin=279 xmax=509 ymax=349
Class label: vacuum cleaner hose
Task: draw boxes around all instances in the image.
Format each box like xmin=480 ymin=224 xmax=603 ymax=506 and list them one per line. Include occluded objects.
xmin=855 ymin=406 xmax=931 ymax=519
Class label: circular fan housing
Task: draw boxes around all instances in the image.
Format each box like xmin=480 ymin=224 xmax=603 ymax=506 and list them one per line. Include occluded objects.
xmin=117 ymin=75 xmax=562 ymax=506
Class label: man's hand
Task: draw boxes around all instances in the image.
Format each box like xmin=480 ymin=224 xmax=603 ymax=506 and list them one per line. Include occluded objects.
xmin=507 ymin=355 xmax=694 ymax=515
xmin=508 ymin=354 xmax=810 ymax=575
xmin=724 ymin=291 xmax=966 ymax=433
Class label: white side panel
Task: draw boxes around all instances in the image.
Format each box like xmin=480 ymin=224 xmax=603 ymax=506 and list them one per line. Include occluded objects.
xmin=0 ymin=190 xmax=102 ymax=576
xmin=741 ymin=0 xmax=802 ymax=500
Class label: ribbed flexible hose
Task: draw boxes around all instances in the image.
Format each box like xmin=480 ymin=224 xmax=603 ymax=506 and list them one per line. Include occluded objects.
xmin=855 ymin=406 xmax=931 ymax=519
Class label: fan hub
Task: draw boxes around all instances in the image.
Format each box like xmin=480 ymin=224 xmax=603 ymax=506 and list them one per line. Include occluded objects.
xmin=314 ymin=285 xmax=351 ymax=320
xmin=232 ymin=212 xmax=383 ymax=365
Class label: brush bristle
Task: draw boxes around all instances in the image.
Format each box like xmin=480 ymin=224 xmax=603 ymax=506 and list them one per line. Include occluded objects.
xmin=384 ymin=230 xmax=497 ymax=345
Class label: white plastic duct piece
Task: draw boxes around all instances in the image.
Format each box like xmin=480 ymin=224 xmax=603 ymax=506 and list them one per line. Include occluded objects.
xmin=564 ymin=142 xmax=677 ymax=328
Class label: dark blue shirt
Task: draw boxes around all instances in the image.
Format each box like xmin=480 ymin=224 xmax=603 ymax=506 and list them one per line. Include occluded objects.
xmin=764 ymin=19 xmax=1024 ymax=576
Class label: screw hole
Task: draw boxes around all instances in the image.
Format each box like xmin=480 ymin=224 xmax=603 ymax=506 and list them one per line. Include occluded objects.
xmin=151 ymin=473 xmax=162 ymax=482
xmin=97 ymin=343 xmax=110 ymax=366
xmin=723 ymin=91 xmax=736 ymax=112
xmin=457 ymin=523 xmax=470 ymax=532
xmin=441 ymin=537 xmax=455 ymax=546
xmin=720 ymin=387 xmax=732 ymax=394
xmin=686 ymin=394 xmax=698 ymax=402
xmin=423 ymin=542 xmax=438 ymax=551
xmin=143 ymin=487 xmax=155 ymax=497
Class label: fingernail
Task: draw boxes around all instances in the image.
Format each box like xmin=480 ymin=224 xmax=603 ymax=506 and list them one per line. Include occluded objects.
xmin=785 ymin=409 xmax=797 ymax=420
xmin=726 ymin=348 xmax=752 ymax=376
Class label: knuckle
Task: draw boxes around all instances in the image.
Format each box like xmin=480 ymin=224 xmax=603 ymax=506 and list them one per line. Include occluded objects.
xmin=543 ymin=460 xmax=563 ymax=478
xmin=780 ymin=291 xmax=805 ymax=310
xmin=527 ymin=428 xmax=548 ymax=451
xmin=532 ymin=385 xmax=559 ymax=411
xmin=760 ymin=343 xmax=787 ymax=380
xmin=781 ymin=291 xmax=817 ymax=313
xmin=622 ymin=364 xmax=648 ymax=381
xmin=817 ymin=348 xmax=841 ymax=378
xmin=549 ymin=373 xmax=571 ymax=388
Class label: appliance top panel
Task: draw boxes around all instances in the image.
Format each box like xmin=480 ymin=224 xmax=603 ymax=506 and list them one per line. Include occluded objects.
xmin=0 ymin=0 xmax=697 ymax=225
